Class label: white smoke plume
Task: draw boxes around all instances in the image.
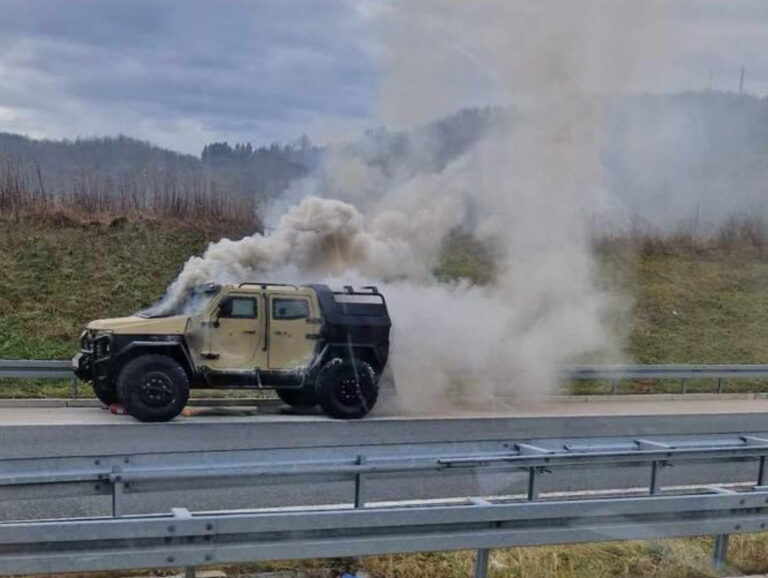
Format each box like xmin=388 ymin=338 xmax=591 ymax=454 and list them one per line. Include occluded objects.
xmin=152 ymin=0 xmax=673 ymax=411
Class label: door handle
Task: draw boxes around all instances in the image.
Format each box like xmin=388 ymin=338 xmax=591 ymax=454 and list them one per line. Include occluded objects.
xmin=274 ymin=330 xmax=288 ymax=336
xmin=243 ymin=330 xmax=257 ymax=334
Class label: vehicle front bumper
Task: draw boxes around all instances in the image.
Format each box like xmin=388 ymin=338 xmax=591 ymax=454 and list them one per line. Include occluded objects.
xmin=73 ymin=330 xmax=113 ymax=382
xmin=72 ymin=351 xmax=91 ymax=381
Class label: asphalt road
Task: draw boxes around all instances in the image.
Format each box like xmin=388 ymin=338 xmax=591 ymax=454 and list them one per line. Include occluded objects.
xmin=2 ymin=397 xmax=768 ymax=522
xmin=5 ymin=395 xmax=768 ymax=426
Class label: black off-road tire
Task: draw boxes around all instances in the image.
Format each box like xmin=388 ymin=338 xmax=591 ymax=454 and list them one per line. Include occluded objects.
xmin=116 ymin=354 xmax=189 ymax=422
xmin=315 ymin=357 xmax=378 ymax=420
xmin=92 ymin=381 xmax=118 ymax=406
xmin=276 ymin=388 xmax=318 ymax=408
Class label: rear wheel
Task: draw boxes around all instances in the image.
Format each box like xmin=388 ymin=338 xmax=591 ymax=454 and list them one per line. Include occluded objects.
xmin=315 ymin=357 xmax=378 ymax=419
xmin=116 ymin=355 xmax=189 ymax=422
xmin=92 ymin=381 xmax=118 ymax=406
xmin=276 ymin=388 xmax=318 ymax=408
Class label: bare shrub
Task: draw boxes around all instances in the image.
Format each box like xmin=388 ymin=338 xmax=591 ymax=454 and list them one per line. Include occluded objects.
xmin=594 ymin=214 xmax=768 ymax=259
xmin=0 ymin=156 xmax=258 ymax=230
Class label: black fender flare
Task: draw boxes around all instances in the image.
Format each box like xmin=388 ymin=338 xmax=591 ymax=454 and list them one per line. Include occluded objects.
xmin=114 ymin=341 xmax=196 ymax=378
xmin=322 ymin=343 xmax=387 ymax=373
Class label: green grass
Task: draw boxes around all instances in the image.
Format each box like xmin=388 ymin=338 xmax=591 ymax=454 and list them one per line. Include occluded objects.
xmin=622 ymin=251 xmax=768 ymax=364
xmin=0 ymin=215 xmax=236 ymax=360
xmin=435 ymin=233 xmax=768 ymax=366
xmin=6 ymin=219 xmax=768 ymax=576
xmin=5 ymin=217 xmax=768 ymax=397
xmin=0 ymin=379 xmax=75 ymax=398
xmin=433 ymin=229 xmax=496 ymax=285
xmin=0 ymin=215 xmax=248 ymax=397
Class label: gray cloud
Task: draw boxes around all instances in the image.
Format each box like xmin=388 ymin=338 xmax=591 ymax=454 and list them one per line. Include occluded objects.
xmin=0 ymin=0 xmax=766 ymax=154
xmin=0 ymin=0 xmax=378 ymax=153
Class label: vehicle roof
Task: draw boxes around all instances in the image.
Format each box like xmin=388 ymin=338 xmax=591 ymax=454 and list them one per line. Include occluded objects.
xmin=222 ymin=282 xmax=320 ymax=293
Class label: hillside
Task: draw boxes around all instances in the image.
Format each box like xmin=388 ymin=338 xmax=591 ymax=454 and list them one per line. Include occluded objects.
xmin=0 ymin=133 xmax=317 ymax=208
xmin=0 ymin=215 xmax=242 ymax=360
xmin=3 ymin=215 xmax=768 ymax=399
xmin=6 ymin=92 xmax=768 ymax=228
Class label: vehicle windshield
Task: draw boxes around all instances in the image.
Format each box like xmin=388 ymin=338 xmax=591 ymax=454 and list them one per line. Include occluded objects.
xmin=135 ymin=284 xmax=221 ymax=318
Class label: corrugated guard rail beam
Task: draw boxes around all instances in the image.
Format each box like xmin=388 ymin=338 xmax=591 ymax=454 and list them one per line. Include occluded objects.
xmin=3 ymin=431 xmax=768 ymax=575
xmin=0 ymin=359 xmax=79 ymax=398
xmin=2 ymin=432 xmax=768 ymax=502
xmin=567 ymin=364 xmax=768 ymax=380
xmin=5 ymin=359 xmax=768 ymax=384
xmin=2 ymin=358 xmax=768 ymax=402
xmin=1 ymin=489 xmax=767 ymax=575
xmin=565 ymin=364 xmax=768 ymax=395
xmin=0 ymin=359 xmax=72 ymax=379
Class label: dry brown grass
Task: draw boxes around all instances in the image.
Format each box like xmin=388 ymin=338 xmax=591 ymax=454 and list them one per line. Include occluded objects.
xmin=222 ymin=534 xmax=768 ymax=577
xmin=595 ymin=216 xmax=768 ymax=262
xmin=40 ymin=534 xmax=763 ymax=578
xmin=356 ymin=541 xmax=717 ymax=578
xmin=0 ymin=158 xmax=258 ymax=231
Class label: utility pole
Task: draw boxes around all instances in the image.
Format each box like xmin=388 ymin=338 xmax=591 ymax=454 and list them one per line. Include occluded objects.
xmin=739 ymin=67 xmax=745 ymax=95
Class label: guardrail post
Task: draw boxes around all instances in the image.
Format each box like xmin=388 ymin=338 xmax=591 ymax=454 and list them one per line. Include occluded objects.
xmin=713 ymin=533 xmax=730 ymax=570
xmin=611 ymin=379 xmax=618 ymax=394
xmin=527 ymin=467 xmax=539 ymax=500
xmin=759 ymin=456 xmax=767 ymax=486
xmin=680 ymin=378 xmax=686 ymax=394
xmin=354 ymin=455 xmax=366 ymax=508
xmin=69 ymin=376 xmax=78 ymax=399
xmin=649 ymin=461 xmax=661 ymax=494
xmin=111 ymin=480 xmax=124 ymax=517
xmin=474 ymin=548 xmax=490 ymax=578
xmin=717 ymin=378 xmax=725 ymax=393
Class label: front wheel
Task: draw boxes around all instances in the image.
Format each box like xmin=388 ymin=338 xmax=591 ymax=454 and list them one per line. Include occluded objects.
xmin=116 ymin=355 xmax=189 ymax=422
xmin=315 ymin=358 xmax=378 ymax=419
xmin=92 ymin=380 xmax=118 ymax=406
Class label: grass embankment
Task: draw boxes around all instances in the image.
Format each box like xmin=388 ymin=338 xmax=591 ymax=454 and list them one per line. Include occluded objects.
xmin=593 ymin=239 xmax=768 ymax=394
xmin=5 ymin=218 xmax=768 ymax=576
xmin=0 ymin=213 xmax=251 ymax=397
xmin=437 ymin=231 xmax=768 ymax=394
xmin=5 ymin=218 xmax=768 ymax=396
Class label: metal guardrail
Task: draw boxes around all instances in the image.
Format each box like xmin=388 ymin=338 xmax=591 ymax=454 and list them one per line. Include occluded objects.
xmin=3 ymin=490 xmax=767 ymax=576
xmin=0 ymin=359 xmax=79 ymax=398
xmin=568 ymin=364 xmax=768 ymax=380
xmin=3 ymin=431 xmax=768 ymax=575
xmin=0 ymin=359 xmax=72 ymax=379
xmin=3 ymin=359 xmax=768 ymax=397
xmin=568 ymin=364 xmax=768 ymax=394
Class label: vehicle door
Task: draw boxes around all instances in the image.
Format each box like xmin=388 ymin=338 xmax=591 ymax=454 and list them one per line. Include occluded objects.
xmin=268 ymin=294 xmax=316 ymax=370
xmin=206 ymin=294 xmax=265 ymax=371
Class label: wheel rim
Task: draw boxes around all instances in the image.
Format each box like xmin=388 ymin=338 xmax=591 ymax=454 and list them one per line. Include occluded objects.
xmin=335 ymin=372 xmax=367 ymax=410
xmin=138 ymin=371 xmax=175 ymax=407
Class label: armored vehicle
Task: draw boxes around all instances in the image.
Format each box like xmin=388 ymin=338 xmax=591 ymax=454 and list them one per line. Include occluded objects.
xmin=73 ymin=283 xmax=391 ymax=422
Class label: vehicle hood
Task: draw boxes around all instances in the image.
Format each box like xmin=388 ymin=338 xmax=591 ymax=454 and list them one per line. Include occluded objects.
xmin=87 ymin=316 xmax=188 ymax=335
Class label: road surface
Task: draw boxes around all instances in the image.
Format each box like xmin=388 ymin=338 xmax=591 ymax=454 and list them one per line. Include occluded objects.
xmin=1 ymin=397 xmax=768 ymax=521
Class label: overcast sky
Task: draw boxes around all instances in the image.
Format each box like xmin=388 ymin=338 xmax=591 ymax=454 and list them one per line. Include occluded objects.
xmin=0 ymin=0 xmax=766 ymax=155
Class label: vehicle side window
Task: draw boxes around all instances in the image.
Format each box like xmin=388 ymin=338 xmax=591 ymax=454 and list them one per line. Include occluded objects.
xmin=219 ymin=297 xmax=257 ymax=319
xmin=273 ymin=298 xmax=309 ymax=320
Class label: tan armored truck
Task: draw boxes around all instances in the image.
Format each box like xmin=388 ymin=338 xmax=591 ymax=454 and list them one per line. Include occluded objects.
xmin=73 ymin=283 xmax=391 ymax=422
